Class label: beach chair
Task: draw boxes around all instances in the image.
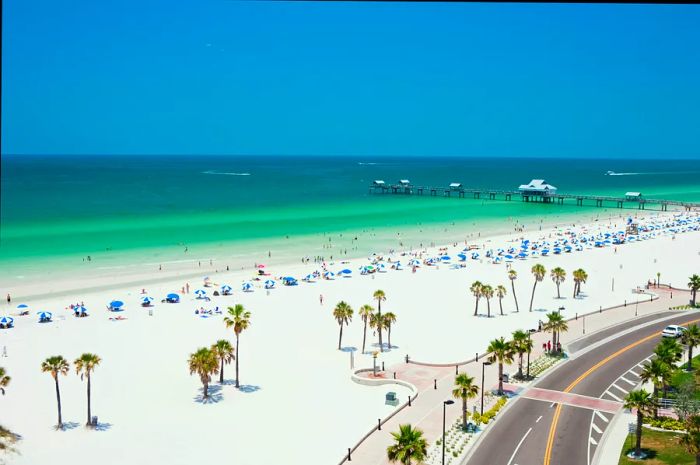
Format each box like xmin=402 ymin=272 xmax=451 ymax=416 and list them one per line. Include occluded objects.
xmin=385 ymin=391 xmax=399 ymax=406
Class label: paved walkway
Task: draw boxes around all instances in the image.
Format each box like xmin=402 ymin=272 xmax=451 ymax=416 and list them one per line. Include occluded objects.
xmin=341 ymin=287 xmax=686 ymax=465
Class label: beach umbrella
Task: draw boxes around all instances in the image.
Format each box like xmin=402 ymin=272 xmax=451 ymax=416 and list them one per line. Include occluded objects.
xmin=323 ymin=271 xmax=335 ymax=279
xmin=304 ymin=274 xmax=315 ymax=282
xmin=264 ymin=279 xmax=276 ymax=289
xmin=221 ymin=285 xmax=232 ymax=294
xmin=564 ymin=245 xmax=572 ymax=252
xmin=518 ymin=252 xmax=528 ymax=258
xmin=457 ymin=253 xmax=467 ymax=261
xmin=73 ymin=305 xmax=87 ymax=314
xmin=441 ymin=256 xmax=451 ymax=261
xmin=242 ymin=282 xmax=253 ymax=292
xmin=341 ymin=269 xmax=352 ymax=275
xmin=16 ymin=304 xmax=29 ymax=310
xmin=109 ymin=300 xmax=124 ymax=309
xmin=166 ymin=293 xmax=180 ymax=302
xmin=194 ymin=289 xmax=207 ymax=298
xmin=141 ymin=296 xmax=154 ymax=305
xmin=283 ymin=277 xmax=298 ymax=285
xmin=37 ymin=311 xmax=52 ymax=321
xmin=553 ymin=247 xmax=562 ymax=254
xmin=504 ymin=254 xmax=514 ymax=260
xmin=0 ymin=316 xmax=14 ymax=327
xmin=471 ymin=252 xmax=479 ymax=259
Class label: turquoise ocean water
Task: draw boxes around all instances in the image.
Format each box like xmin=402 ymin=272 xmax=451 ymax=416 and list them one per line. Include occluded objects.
xmin=2 ymin=155 xmax=699 ymax=279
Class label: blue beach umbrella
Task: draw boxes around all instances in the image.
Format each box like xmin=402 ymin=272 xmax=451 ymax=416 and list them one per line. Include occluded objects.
xmin=518 ymin=252 xmax=528 ymax=258
xmin=110 ymin=300 xmax=124 ymax=309
xmin=304 ymin=274 xmax=315 ymax=282
xmin=457 ymin=253 xmax=467 ymax=261
xmin=242 ymin=282 xmax=253 ymax=292
xmin=264 ymin=280 xmax=276 ymax=289
xmin=73 ymin=305 xmax=87 ymax=313
xmin=504 ymin=254 xmax=514 ymax=260
xmin=323 ymin=271 xmax=335 ymax=279
xmin=441 ymin=256 xmax=451 ymax=261
xmin=341 ymin=269 xmax=352 ymax=275
xmin=0 ymin=316 xmax=14 ymax=327
xmin=221 ymin=284 xmax=232 ymax=294
xmin=194 ymin=289 xmax=207 ymax=298
xmin=141 ymin=296 xmax=154 ymax=305
xmin=166 ymin=293 xmax=180 ymax=303
xmin=16 ymin=304 xmax=29 ymax=310
xmin=553 ymin=247 xmax=562 ymax=254
xmin=471 ymin=252 xmax=479 ymax=259
xmin=37 ymin=311 xmax=52 ymax=322
xmin=283 ymin=277 xmax=298 ymax=285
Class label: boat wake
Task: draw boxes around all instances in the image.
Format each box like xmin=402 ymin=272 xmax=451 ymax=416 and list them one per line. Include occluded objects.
xmin=202 ymin=170 xmax=251 ymax=176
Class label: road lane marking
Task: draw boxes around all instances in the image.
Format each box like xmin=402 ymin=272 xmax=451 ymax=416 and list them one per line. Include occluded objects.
xmin=610 ymin=383 xmax=628 ymax=394
xmin=542 ymin=316 xmax=700 ymax=465
xmin=620 ymin=376 xmax=636 ymax=386
xmin=589 ymin=437 xmax=598 ymax=445
xmin=628 ymin=369 xmax=641 ymax=376
xmin=536 ymin=415 xmax=543 ymax=423
xmin=595 ymin=411 xmax=609 ymax=423
xmin=549 ymin=402 xmax=555 ymax=408
xmin=605 ymin=390 xmax=623 ymax=402
xmin=507 ymin=427 xmax=533 ymax=465
xmin=591 ymin=422 xmax=602 ymax=434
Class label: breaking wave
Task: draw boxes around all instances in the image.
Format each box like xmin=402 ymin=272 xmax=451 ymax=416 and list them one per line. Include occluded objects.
xmin=202 ymin=170 xmax=251 ymax=176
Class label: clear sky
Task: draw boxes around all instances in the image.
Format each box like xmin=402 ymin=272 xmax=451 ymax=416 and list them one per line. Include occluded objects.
xmin=2 ymin=1 xmax=699 ymax=158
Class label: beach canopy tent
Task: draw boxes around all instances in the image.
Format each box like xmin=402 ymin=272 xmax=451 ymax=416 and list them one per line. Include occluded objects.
xmin=242 ymin=282 xmax=253 ymax=292
xmin=282 ymin=277 xmax=298 ymax=285
xmin=0 ymin=316 xmax=14 ymax=328
xmin=194 ymin=289 xmax=207 ymax=298
xmin=166 ymin=293 xmax=180 ymax=303
xmin=264 ymin=280 xmax=276 ymax=289
xmin=221 ymin=285 xmax=232 ymax=294
xmin=37 ymin=311 xmax=53 ymax=322
xmin=140 ymin=296 xmax=154 ymax=306
xmin=109 ymin=300 xmax=124 ymax=311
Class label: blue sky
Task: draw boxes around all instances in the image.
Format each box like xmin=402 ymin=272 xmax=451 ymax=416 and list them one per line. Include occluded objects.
xmin=2 ymin=1 xmax=699 ymax=158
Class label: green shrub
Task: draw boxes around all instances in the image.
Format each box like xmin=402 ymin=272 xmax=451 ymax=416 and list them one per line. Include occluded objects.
xmin=646 ymin=417 xmax=686 ymax=431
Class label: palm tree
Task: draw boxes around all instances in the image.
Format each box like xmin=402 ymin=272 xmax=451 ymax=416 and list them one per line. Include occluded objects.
xmin=543 ymin=312 xmax=568 ymax=352
xmin=74 ymin=353 xmax=101 ymax=426
xmin=639 ymin=358 xmax=670 ymax=417
xmin=452 ymin=374 xmax=479 ymax=430
xmin=655 ymin=339 xmax=682 ymax=397
xmin=188 ymin=347 xmax=219 ymax=399
xmin=682 ymin=325 xmax=700 ymax=372
xmin=333 ymin=301 xmax=354 ymax=350
xmin=386 ymin=424 xmax=428 ymax=465
xmin=359 ymin=304 xmax=375 ymax=354
xmin=211 ymin=339 xmax=235 ymax=384
xmin=550 ymin=267 xmax=566 ymax=299
xmin=679 ymin=415 xmax=700 ymax=465
xmin=384 ymin=312 xmax=397 ymax=349
xmin=482 ymin=285 xmax=494 ymax=318
xmin=487 ymin=337 xmax=514 ymax=395
xmin=529 ymin=264 xmax=546 ymax=312
xmin=508 ymin=269 xmax=519 ymax=312
xmin=511 ymin=330 xmax=532 ymax=379
xmin=224 ymin=304 xmax=251 ymax=388
xmin=623 ymin=389 xmax=656 ymax=458
xmin=374 ymin=290 xmax=387 ymax=352
xmin=470 ymin=281 xmax=483 ymax=316
xmin=41 ymin=356 xmax=70 ymax=428
xmin=689 ymin=274 xmax=700 ymax=307
xmin=496 ymin=285 xmax=507 ymax=316
xmin=0 ymin=367 xmax=9 ymax=395
xmin=573 ymin=268 xmax=588 ymax=297
xmin=369 ymin=312 xmax=383 ymax=349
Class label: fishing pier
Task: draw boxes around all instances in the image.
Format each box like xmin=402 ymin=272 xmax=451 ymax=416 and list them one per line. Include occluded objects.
xmin=369 ymin=179 xmax=700 ymax=212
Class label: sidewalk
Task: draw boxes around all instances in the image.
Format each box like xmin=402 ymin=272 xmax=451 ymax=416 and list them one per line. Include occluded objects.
xmin=340 ymin=287 xmax=687 ymax=465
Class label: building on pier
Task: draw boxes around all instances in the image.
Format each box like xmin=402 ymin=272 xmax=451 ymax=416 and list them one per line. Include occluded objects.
xmin=518 ymin=179 xmax=558 ymax=202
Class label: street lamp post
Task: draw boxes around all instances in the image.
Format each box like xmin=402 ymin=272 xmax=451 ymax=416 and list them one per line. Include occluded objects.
xmin=527 ymin=330 xmax=533 ymax=379
xmin=442 ymin=400 xmax=455 ymax=465
xmin=481 ymin=361 xmax=492 ymax=415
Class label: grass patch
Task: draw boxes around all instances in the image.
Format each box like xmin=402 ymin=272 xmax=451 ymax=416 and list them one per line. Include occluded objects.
xmin=618 ymin=427 xmax=692 ymax=465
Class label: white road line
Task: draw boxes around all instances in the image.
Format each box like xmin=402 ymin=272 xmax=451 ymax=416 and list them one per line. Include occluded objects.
xmin=550 ymin=402 xmax=556 ymax=408
xmin=620 ymin=376 xmax=636 ymax=386
xmin=636 ymin=363 xmax=645 ymax=369
xmin=536 ymin=415 xmax=543 ymax=423
xmin=589 ymin=437 xmax=598 ymax=445
xmin=628 ymin=369 xmax=641 ymax=377
xmin=605 ymin=390 xmax=623 ymax=402
xmin=506 ymin=427 xmax=533 ymax=465
xmin=591 ymin=422 xmax=602 ymax=434
xmin=595 ymin=411 xmax=609 ymax=423
xmin=611 ymin=383 xmax=628 ymax=394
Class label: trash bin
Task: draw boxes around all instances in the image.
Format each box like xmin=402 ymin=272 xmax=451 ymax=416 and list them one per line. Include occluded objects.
xmin=502 ymin=373 xmax=509 ymax=383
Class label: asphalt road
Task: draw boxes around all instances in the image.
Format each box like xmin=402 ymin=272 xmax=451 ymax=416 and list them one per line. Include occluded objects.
xmin=464 ymin=311 xmax=698 ymax=465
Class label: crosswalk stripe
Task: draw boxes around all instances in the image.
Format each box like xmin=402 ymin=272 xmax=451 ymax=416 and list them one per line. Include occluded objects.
xmin=605 ymin=390 xmax=623 ymax=402
xmin=589 ymin=437 xmax=598 ymax=445
xmin=611 ymin=383 xmax=628 ymax=394
xmin=591 ymin=422 xmax=603 ymax=434
xmin=628 ymin=369 xmax=641 ymax=377
xmin=595 ymin=411 xmax=609 ymax=423
xmin=620 ymin=376 xmax=637 ymax=386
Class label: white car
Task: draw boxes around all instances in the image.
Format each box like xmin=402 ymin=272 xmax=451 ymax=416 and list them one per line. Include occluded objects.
xmin=661 ymin=325 xmax=687 ymax=338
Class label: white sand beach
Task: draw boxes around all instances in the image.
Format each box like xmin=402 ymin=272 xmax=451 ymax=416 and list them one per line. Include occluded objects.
xmin=1 ymin=212 xmax=699 ymax=465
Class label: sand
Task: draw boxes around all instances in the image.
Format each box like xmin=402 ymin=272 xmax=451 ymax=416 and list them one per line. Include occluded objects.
xmin=0 ymin=212 xmax=698 ymax=465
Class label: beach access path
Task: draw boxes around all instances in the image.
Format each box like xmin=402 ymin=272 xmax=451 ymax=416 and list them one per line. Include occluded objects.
xmin=343 ymin=287 xmax=685 ymax=465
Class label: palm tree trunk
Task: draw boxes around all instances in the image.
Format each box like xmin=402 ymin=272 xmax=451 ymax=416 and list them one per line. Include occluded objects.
xmin=556 ymin=283 xmax=560 ymax=299
xmin=499 ymin=298 xmax=504 ymax=316
xmin=692 ymin=289 xmax=697 ymax=306
xmin=86 ymin=374 xmax=92 ymax=426
xmin=688 ymin=345 xmax=694 ymax=372
xmin=462 ymin=397 xmax=467 ymax=429
xmin=486 ymin=299 xmax=491 ymax=318
xmin=498 ymin=362 xmax=504 ymax=395
xmin=518 ymin=354 xmax=523 ymax=378
xmin=362 ymin=320 xmax=367 ymax=354
xmin=635 ymin=411 xmax=642 ymax=456
xmin=377 ymin=301 xmax=383 ymax=352
xmin=388 ymin=325 xmax=392 ymax=348
xmin=338 ymin=324 xmax=343 ymax=350
xmin=235 ymin=333 xmax=240 ymax=388
xmin=54 ymin=376 xmax=63 ymax=428
xmin=511 ymin=281 xmax=519 ymax=312
xmin=473 ymin=298 xmax=479 ymax=316
xmin=220 ymin=357 xmax=225 ymax=384
xmin=653 ymin=384 xmax=659 ymax=418
xmin=573 ymin=282 xmax=578 ymax=298
xmin=529 ymin=282 xmax=537 ymax=312
xmin=203 ymin=379 xmax=209 ymax=398
xmin=695 ymin=453 xmax=700 ymax=465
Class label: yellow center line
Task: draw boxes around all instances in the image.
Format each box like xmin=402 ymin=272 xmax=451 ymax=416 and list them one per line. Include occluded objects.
xmin=542 ymin=317 xmax=700 ymax=465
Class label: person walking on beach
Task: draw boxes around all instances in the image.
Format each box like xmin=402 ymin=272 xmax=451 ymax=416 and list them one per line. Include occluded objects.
xmin=319 ymin=294 xmax=324 ymax=305
xmin=6 ymin=294 xmax=10 ymax=305
xmin=186 ymin=283 xmax=190 ymax=294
